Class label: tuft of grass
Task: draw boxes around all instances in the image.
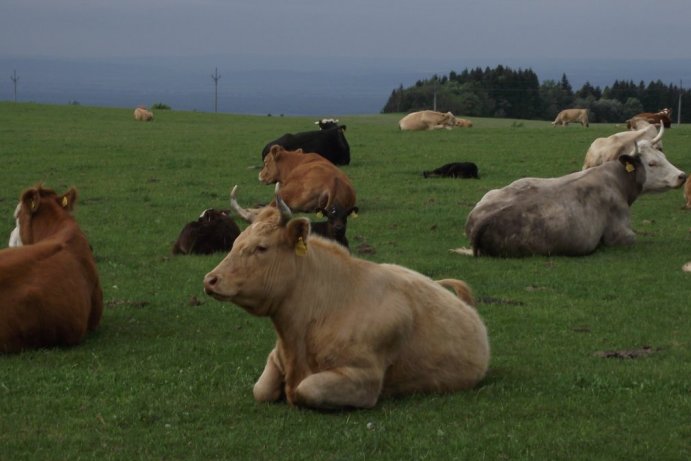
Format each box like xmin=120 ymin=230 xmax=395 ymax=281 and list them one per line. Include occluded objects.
xmin=0 ymin=103 xmax=689 ymax=460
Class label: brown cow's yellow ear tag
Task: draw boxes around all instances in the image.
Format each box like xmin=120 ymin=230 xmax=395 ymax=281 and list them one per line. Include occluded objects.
xmin=295 ymin=237 xmax=307 ymax=256
xmin=30 ymin=200 xmax=38 ymax=212
xmin=625 ymin=162 xmax=635 ymax=173
xmin=352 ymin=211 xmax=358 ymax=218
xmin=61 ymin=196 xmax=69 ymax=208
xmin=316 ymin=211 xmax=323 ymax=218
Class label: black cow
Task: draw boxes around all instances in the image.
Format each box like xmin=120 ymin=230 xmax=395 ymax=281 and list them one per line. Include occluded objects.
xmin=310 ymin=203 xmax=359 ymax=249
xmin=172 ymin=209 xmax=241 ymax=255
xmin=260 ymin=123 xmax=350 ymax=165
xmin=423 ymin=162 xmax=479 ymax=179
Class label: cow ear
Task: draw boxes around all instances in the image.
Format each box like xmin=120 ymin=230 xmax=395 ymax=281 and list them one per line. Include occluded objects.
xmin=619 ymin=154 xmax=637 ymax=173
xmin=21 ymin=188 xmax=41 ymax=214
xmin=60 ymin=187 xmax=77 ymax=210
xmin=269 ymin=145 xmax=281 ymax=158
xmin=285 ymin=217 xmax=310 ymax=256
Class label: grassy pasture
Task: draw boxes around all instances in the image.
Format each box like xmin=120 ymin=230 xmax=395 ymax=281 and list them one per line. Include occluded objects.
xmin=0 ymin=102 xmax=689 ymax=460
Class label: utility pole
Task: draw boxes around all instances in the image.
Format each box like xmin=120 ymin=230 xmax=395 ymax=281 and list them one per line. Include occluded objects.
xmin=10 ymin=70 xmax=19 ymax=103
xmin=677 ymin=79 xmax=682 ymax=126
xmin=211 ymin=67 xmax=221 ymax=113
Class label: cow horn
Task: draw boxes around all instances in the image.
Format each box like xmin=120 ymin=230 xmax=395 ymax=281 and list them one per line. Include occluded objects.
xmin=651 ymin=121 xmax=664 ymax=145
xmin=275 ymin=183 xmax=293 ymax=223
xmin=229 ymin=185 xmax=255 ymax=223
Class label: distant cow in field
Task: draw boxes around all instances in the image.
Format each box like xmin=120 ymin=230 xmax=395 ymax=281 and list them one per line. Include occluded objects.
xmin=627 ymin=108 xmax=672 ymax=129
xmin=399 ymin=110 xmax=457 ymax=131
xmin=258 ymin=145 xmax=356 ymax=213
xmin=133 ymin=107 xmax=154 ymax=121
xmin=583 ymin=122 xmax=665 ymax=170
xmin=172 ymin=209 xmax=241 ymax=255
xmin=552 ymin=108 xmax=589 ymax=127
xmin=1 ymin=185 xmax=103 ymax=353
xmin=423 ymin=162 xmax=479 ymax=179
xmin=231 ymin=185 xmax=357 ymax=249
xmin=314 ymin=118 xmax=346 ymax=131
xmin=261 ymin=123 xmax=350 ymax=165
xmin=203 ymin=186 xmax=490 ymax=410
xmin=465 ymin=148 xmax=687 ymax=257
xmin=455 ymin=118 xmax=473 ymax=128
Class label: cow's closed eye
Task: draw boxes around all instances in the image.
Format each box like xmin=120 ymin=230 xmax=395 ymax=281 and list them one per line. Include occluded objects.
xmin=255 ymin=245 xmax=268 ymax=254
xmin=648 ymin=161 xmax=657 ymax=167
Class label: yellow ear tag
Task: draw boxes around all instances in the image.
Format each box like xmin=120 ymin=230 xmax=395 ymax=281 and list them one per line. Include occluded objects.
xmin=61 ymin=196 xmax=69 ymax=208
xmin=316 ymin=211 xmax=323 ymax=218
xmin=352 ymin=211 xmax=358 ymax=219
xmin=625 ymin=162 xmax=635 ymax=173
xmin=295 ymin=237 xmax=307 ymax=256
xmin=30 ymin=200 xmax=37 ymax=211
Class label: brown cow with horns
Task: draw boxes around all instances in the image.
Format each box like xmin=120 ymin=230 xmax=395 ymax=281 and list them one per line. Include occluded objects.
xmin=204 ymin=184 xmax=490 ymax=410
xmin=1 ymin=185 xmax=103 ymax=353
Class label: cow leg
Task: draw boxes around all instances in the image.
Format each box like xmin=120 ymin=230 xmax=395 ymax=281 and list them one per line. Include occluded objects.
xmin=602 ymin=224 xmax=636 ymax=246
xmin=294 ymin=367 xmax=383 ymax=410
xmin=253 ymin=348 xmax=285 ymax=402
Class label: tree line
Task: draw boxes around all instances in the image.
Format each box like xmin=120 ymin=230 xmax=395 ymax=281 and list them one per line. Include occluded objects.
xmin=381 ymin=65 xmax=689 ymax=123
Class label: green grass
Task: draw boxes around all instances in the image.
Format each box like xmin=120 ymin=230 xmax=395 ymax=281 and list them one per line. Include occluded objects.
xmin=0 ymin=102 xmax=689 ymax=460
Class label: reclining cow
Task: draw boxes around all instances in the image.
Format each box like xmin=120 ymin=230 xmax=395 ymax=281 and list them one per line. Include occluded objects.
xmin=423 ymin=162 xmax=479 ymax=179
xmin=1 ymin=185 xmax=103 ymax=353
xmin=204 ymin=185 xmax=490 ymax=410
xmin=172 ymin=208 xmax=241 ymax=255
xmin=465 ymin=146 xmax=687 ymax=257
xmin=583 ymin=121 xmax=664 ymax=169
xmin=133 ymin=107 xmax=154 ymax=121
xmin=626 ymin=108 xmax=672 ymax=129
xmin=399 ymin=110 xmax=457 ymax=131
xmin=261 ymin=122 xmax=350 ymax=165
xmin=552 ymin=108 xmax=589 ymax=127
xmin=258 ymin=145 xmax=356 ymax=214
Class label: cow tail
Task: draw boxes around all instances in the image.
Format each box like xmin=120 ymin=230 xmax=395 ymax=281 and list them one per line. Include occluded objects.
xmin=436 ymin=279 xmax=475 ymax=307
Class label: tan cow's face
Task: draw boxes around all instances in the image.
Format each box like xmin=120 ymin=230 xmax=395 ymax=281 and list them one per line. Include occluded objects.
xmin=203 ymin=207 xmax=310 ymax=316
xmin=258 ymin=153 xmax=279 ymax=184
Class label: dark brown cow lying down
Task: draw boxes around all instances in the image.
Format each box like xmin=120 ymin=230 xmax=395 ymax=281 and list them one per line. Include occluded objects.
xmin=172 ymin=208 xmax=241 ymax=255
xmin=465 ymin=153 xmax=684 ymax=257
xmin=204 ymin=185 xmax=489 ymax=410
xmin=1 ymin=185 xmax=103 ymax=353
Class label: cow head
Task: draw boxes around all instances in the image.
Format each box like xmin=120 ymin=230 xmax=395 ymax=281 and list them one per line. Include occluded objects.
xmin=204 ymin=184 xmax=311 ymax=316
xmin=258 ymin=145 xmax=303 ymax=184
xmin=314 ymin=118 xmax=344 ymax=130
xmin=631 ymin=137 xmax=687 ymax=193
xmin=9 ymin=185 xmax=77 ymax=247
xmin=315 ymin=198 xmax=359 ymax=236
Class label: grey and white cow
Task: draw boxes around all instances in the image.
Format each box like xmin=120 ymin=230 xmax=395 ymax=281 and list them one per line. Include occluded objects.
xmin=465 ymin=150 xmax=687 ymax=257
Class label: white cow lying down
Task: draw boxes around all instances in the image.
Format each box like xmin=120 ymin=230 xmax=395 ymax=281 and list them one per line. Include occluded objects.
xmin=466 ymin=147 xmax=687 ymax=257
xmin=399 ymin=110 xmax=457 ymax=131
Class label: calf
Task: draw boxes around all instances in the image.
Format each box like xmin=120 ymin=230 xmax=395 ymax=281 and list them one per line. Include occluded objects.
xmin=1 ymin=185 xmax=103 ymax=353
xmin=203 ymin=186 xmax=489 ymax=410
xmin=172 ymin=208 xmax=241 ymax=255
xmin=423 ymin=162 xmax=479 ymax=179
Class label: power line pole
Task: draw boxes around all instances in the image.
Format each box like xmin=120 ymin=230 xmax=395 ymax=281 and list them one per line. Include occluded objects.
xmin=211 ymin=67 xmax=221 ymax=113
xmin=677 ymin=79 xmax=682 ymax=126
xmin=10 ymin=70 xmax=19 ymax=103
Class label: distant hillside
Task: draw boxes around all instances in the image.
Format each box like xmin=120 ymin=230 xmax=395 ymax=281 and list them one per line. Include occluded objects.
xmin=1 ymin=55 xmax=689 ymax=116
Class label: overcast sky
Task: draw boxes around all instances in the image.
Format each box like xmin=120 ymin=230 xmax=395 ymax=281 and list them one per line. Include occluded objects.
xmin=2 ymin=0 xmax=691 ymax=62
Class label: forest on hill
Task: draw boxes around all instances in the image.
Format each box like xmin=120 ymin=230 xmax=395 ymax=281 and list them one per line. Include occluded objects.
xmin=381 ymin=65 xmax=690 ymax=123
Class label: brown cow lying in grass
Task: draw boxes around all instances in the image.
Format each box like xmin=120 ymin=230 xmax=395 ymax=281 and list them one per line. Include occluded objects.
xmin=1 ymin=185 xmax=103 ymax=353
xmin=204 ymin=185 xmax=490 ymax=410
